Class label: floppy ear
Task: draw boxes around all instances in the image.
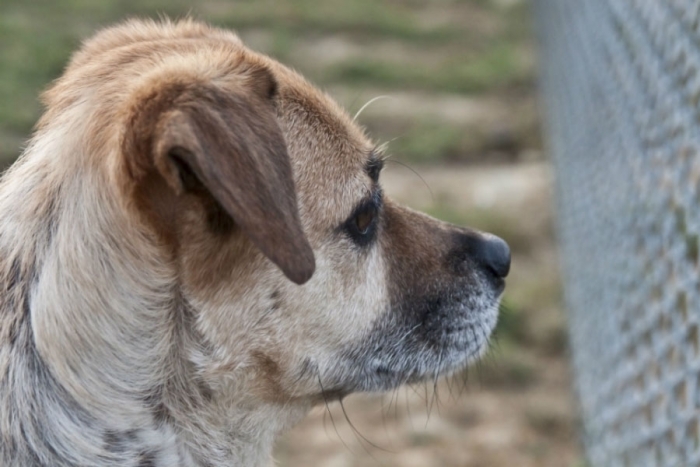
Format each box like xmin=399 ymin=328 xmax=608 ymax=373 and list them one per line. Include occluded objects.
xmin=123 ymin=69 xmax=315 ymax=285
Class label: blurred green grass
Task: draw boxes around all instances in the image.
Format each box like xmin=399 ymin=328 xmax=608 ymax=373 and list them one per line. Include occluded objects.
xmin=325 ymin=42 xmax=529 ymax=95
xmin=0 ymin=0 xmax=537 ymax=164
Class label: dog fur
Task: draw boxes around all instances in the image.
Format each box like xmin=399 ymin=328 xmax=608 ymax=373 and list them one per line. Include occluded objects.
xmin=0 ymin=19 xmax=509 ymax=467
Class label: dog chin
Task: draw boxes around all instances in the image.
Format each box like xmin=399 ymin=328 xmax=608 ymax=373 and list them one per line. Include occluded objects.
xmin=320 ymin=293 xmax=501 ymax=396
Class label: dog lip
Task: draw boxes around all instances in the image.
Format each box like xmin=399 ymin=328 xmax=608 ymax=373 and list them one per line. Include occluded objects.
xmin=363 ymin=345 xmax=478 ymax=387
xmin=477 ymin=273 xmax=506 ymax=297
xmin=319 ymin=388 xmax=350 ymax=402
xmin=493 ymin=277 xmax=506 ymax=295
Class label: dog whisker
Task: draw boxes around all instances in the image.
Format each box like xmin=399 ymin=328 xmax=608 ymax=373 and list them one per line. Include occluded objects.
xmin=426 ymin=344 xmax=443 ymax=426
xmin=316 ymin=370 xmax=357 ymax=457
xmin=394 ymin=323 xmax=421 ymax=346
xmin=352 ymin=95 xmax=392 ymax=122
xmin=338 ymin=397 xmax=394 ymax=455
xmin=384 ymin=159 xmax=436 ymax=204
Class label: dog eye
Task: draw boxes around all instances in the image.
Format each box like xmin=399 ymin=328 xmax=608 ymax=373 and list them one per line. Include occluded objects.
xmin=342 ymin=188 xmax=382 ymax=246
xmin=343 ymin=197 xmax=380 ymax=247
xmin=354 ymin=209 xmax=374 ymax=235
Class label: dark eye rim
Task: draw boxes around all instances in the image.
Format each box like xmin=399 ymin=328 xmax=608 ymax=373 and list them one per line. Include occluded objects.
xmin=342 ymin=189 xmax=382 ymax=247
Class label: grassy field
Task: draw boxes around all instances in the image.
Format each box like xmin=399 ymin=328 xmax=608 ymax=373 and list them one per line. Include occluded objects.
xmin=0 ymin=1 xmax=584 ymax=465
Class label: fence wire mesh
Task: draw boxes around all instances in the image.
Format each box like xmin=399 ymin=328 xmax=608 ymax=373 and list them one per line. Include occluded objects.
xmin=535 ymin=0 xmax=700 ymax=465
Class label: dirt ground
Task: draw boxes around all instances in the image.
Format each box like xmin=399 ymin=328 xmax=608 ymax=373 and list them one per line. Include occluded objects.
xmin=274 ymin=163 xmax=585 ymax=467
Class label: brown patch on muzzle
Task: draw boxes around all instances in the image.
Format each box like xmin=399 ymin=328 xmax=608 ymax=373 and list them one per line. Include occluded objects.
xmin=382 ymin=200 xmax=510 ymax=301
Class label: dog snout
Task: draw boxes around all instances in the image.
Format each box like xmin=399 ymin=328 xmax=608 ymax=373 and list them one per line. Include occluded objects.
xmin=451 ymin=231 xmax=511 ymax=279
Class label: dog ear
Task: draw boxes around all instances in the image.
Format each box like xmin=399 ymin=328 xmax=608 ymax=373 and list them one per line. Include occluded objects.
xmin=124 ymin=68 xmax=315 ymax=285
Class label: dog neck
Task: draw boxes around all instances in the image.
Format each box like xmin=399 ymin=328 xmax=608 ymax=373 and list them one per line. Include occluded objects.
xmin=0 ymin=147 xmax=303 ymax=466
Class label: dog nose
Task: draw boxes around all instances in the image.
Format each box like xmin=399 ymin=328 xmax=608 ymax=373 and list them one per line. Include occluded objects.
xmin=452 ymin=232 xmax=511 ymax=279
xmin=475 ymin=234 xmax=511 ymax=278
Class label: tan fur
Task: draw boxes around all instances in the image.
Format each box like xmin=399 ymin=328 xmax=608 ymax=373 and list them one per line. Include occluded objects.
xmin=0 ymin=18 xmax=509 ymax=467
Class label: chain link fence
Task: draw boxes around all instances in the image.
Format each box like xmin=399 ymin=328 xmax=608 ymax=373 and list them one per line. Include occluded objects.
xmin=536 ymin=0 xmax=700 ymax=465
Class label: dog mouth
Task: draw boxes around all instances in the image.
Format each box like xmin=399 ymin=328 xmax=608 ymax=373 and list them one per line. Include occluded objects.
xmin=493 ymin=277 xmax=506 ymax=296
xmin=316 ymin=284 xmax=502 ymax=396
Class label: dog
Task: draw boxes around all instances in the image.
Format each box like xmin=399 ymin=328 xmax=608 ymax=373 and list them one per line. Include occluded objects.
xmin=0 ymin=18 xmax=510 ymax=467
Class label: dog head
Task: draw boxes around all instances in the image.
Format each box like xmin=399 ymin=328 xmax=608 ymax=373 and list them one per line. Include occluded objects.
xmin=59 ymin=19 xmax=510 ymax=402
xmin=29 ymin=18 xmax=509 ymax=452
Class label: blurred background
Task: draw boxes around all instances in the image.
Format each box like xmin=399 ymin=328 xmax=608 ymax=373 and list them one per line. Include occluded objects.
xmin=0 ymin=1 xmax=584 ymax=465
